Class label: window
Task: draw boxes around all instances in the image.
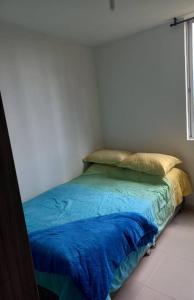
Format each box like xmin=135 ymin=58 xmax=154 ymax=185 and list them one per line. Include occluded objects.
xmin=185 ymin=19 xmax=194 ymax=140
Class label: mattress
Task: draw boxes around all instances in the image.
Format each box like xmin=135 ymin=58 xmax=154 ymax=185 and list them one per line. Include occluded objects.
xmin=23 ymin=164 xmax=191 ymax=300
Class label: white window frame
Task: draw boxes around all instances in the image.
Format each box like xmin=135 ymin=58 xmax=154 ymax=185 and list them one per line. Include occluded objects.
xmin=185 ymin=19 xmax=194 ymax=140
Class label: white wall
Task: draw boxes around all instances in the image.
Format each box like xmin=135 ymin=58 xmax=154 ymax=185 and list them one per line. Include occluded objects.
xmin=0 ymin=23 xmax=103 ymax=201
xmin=95 ymin=24 xmax=194 ymax=190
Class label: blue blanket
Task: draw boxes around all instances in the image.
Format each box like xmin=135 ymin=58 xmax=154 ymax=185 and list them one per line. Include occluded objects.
xmin=29 ymin=212 xmax=157 ymax=300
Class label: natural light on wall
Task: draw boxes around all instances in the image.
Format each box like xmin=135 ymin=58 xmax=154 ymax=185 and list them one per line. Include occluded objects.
xmin=185 ymin=19 xmax=194 ymax=140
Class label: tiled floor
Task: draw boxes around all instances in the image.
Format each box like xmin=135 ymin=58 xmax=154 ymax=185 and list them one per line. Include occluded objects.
xmin=113 ymin=203 xmax=194 ymax=300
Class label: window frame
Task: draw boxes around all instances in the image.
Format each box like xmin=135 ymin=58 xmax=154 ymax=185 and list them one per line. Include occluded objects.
xmin=185 ymin=19 xmax=194 ymax=140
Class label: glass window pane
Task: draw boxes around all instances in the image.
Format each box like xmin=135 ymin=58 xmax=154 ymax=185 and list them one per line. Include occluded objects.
xmin=186 ymin=21 xmax=194 ymax=140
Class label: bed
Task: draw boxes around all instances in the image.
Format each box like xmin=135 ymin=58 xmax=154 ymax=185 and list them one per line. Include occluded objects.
xmin=23 ymin=161 xmax=192 ymax=300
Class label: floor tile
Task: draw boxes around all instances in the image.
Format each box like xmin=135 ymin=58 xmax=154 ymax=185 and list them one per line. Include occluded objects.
xmin=129 ymin=248 xmax=167 ymax=283
xmin=157 ymin=227 xmax=194 ymax=261
xmin=113 ymin=207 xmax=194 ymax=300
xmin=170 ymin=205 xmax=194 ymax=228
xmin=156 ymin=208 xmax=194 ymax=262
xmin=146 ymin=254 xmax=194 ymax=300
xmin=113 ymin=278 xmax=143 ymax=300
xmin=133 ymin=286 xmax=175 ymax=300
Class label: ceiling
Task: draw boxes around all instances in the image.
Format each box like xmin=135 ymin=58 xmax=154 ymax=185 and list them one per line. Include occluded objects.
xmin=0 ymin=0 xmax=194 ymax=46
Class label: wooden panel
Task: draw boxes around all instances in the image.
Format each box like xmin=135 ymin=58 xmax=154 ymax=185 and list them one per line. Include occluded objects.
xmin=0 ymin=93 xmax=39 ymax=300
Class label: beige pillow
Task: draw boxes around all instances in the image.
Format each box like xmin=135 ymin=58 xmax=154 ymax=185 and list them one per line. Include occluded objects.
xmin=119 ymin=153 xmax=181 ymax=176
xmin=83 ymin=149 xmax=131 ymax=166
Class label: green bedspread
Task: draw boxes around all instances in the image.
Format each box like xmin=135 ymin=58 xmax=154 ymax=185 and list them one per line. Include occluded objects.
xmin=23 ymin=164 xmax=176 ymax=300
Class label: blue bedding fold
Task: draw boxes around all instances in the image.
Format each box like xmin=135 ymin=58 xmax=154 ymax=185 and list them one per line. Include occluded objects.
xmin=29 ymin=212 xmax=157 ymax=300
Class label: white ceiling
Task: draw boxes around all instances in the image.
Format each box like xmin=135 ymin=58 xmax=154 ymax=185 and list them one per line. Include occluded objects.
xmin=0 ymin=0 xmax=194 ymax=46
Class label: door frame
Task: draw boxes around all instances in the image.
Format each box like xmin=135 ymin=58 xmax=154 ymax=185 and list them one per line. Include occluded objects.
xmin=0 ymin=92 xmax=39 ymax=299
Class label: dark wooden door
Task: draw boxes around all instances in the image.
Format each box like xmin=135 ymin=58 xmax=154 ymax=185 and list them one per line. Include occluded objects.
xmin=0 ymin=93 xmax=39 ymax=300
